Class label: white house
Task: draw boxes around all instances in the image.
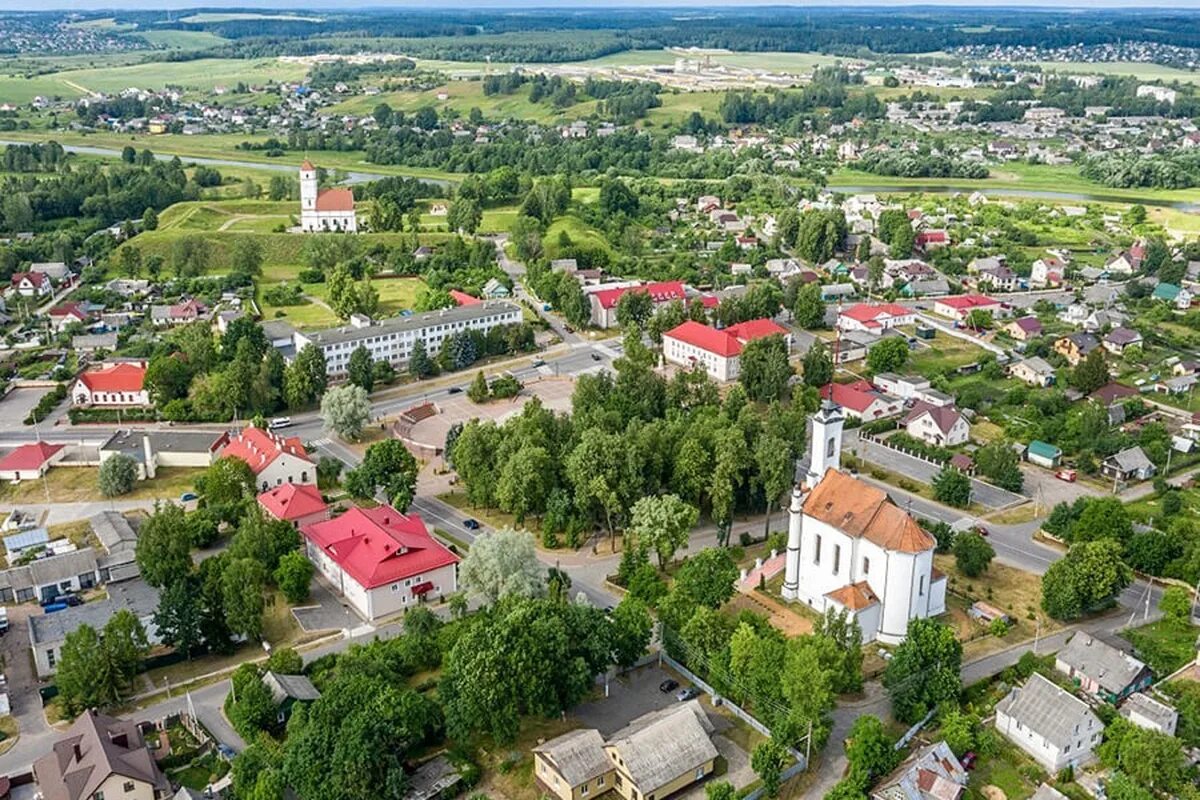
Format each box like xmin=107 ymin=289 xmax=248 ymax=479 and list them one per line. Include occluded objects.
xmin=933 ymin=295 xmax=1003 ymax=322
xmin=0 ymin=442 xmax=65 ymax=481
xmin=662 ymin=319 xmax=790 ymax=382
xmin=299 ymin=160 xmax=357 ymax=233
xmin=903 ymin=402 xmax=970 ymax=447
xmin=70 ymin=362 xmax=150 ymax=408
xmin=1011 ymin=357 xmax=1056 ymax=388
xmin=1120 ymin=692 xmax=1178 ymax=736
xmin=219 ymin=426 xmax=316 ymax=493
xmin=836 ymin=303 xmax=915 ymax=333
xmin=1030 ymin=257 xmax=1065 ymax=288
xmin=995 ymin=673 xmax=1102 ymax=773
xmin=302 ymin=505 xmax=459 ymax=621
xmin=871 ymin=373 xmax=930 ymax=401
xmin=781 ymin=402 xmax=946 ymax=644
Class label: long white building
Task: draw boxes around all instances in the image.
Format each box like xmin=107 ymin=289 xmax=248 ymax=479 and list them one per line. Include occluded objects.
xmin=292 ymin=301 xmax=523 ymax=376
xmin=781 ymin=402 xmax=946 ymax=644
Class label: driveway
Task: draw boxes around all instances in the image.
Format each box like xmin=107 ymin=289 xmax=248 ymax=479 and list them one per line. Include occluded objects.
xmin=572 ymin=664 xmax=755 ymax=792
xmin=852 ymin=435 xmax=1025 ymax=509
xmin=0 ymin=603 xmax=57 ymax=775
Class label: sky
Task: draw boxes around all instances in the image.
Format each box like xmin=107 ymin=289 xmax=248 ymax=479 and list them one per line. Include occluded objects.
xmin=18 ymin=0 xmax=1200 ymax=9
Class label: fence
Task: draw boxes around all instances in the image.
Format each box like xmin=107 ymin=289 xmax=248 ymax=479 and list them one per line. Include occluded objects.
xmin=659 ymin=652 xmax=807 ymax=769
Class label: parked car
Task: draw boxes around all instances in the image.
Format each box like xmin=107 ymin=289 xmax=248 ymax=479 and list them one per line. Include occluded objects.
xmin=463 ymin=518 xmax=480 ymax=530
xmin=659 ymin=679 xmax=679 ymax=693
xmin=676 ymin=687 xmax=700 ymax=702
xmin=180 ymin=492 xmax=198 ymax=503
xmin=971 ymin=525 xmax=989 ymax=537
xmin=447 ymin=387 xmax=463 ymax=394
xmin=961 ymin=752 xmax=977 ymax=770
xmin=1055 ymin=469 xmax=1077 ymax=482
xmin=217 ymin=744 xmax=237 ymax=760
xmin=591 ymin=352 xmax=602 ymax=361
xmin=54 ymin=594 xmax=83 ymax=607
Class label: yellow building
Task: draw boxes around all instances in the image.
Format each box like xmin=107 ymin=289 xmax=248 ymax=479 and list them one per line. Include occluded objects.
xmin=534 ymin=702 xmax=719 ymax=800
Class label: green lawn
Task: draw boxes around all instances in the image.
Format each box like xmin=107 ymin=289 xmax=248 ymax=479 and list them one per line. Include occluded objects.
xmin=966 ymin=741 xmax=1044 ymax=800
xmin=907 ymin=333 xmax=990 ymax=375
xmin=544 ymin=214 xmax=613 ymax=259
xmin=1123 ymin=618 xmax=1200 ymax=677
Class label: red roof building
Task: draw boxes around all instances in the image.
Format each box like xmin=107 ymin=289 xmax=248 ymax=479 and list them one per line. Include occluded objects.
xmin=0 ymin=442 xmax=65 ymax=480
xmin=315 ymin=188 xmax=355 ymax=213
xmin=663 ymin=319 xmax=791 ymax=382
xmin=932 ymin=294 xmax=1002 ymax=322
xmin=71 ymin=362 xmax=149 ymax=408
xmin=220 ymin=426 xmax=315 ymax=492
xmin=837 ymin=303 xmax=916 ymax=333
xmin=449 ymin=289 xmax=482 ymax=307
xmin=589 ymin=281 xmax=687 ymax=328
xmin=823 ymin=381 xmax=904 ymax=421
xmin=302 ymin=505 xmax=459 ymax=620
xmin=258 ymin=483 xmax=330 ymax=528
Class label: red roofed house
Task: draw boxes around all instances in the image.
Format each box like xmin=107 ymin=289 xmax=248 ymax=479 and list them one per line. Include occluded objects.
xmin=449 ymin=289 xmax=481 ymax=307
xmin=837 ymin=303 xmax=916 ymax=333
xmin=824 ymin=380 xmax=903 ymax=421
xmin=933 ymin=294 xmax=1003 ymax=322
xmin=663 ymin=319 xmax=791 ymax=382
xmin=0 ymin=442 xmax=65 ymax=481
xmin=904 ymin=401 xmax=970 ymax=447
xmin=302 ymin=504 xmax=459 ymax=620
xmin=11 ymin=271 xmax=52 ymax=298
xmin=299 ymin=160 xmax=357 ymax=233
xmin=47 ymin=301 xmax=92 ymax=333
xmin=915 ymin=229 xmax=948 ymax=252
xmin=589 ymin=281 xmax=687 ymax=329
xmin=71 ymin=361 xmax=149 ymax=407
xmin=258 ymin=483 xmax=330 ymax=529
xmin=220 ymin=425 xmax=315 ymax=493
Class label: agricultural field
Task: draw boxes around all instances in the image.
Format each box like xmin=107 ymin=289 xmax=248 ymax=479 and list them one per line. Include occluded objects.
xmin=49 ymin=57 xmax=308 ymax=96
xmin=131 ymin=30 xmax=231 ymax=50
xmin=829 ymin=162 xmax=1200 ymax=207
xmin=330 ymin=80 xmax=602 ymax=124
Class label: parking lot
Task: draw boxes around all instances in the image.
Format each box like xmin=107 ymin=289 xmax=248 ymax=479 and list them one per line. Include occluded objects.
xmin=292 ymin=576 xmax=365 ymax=633
xmin=0 ymin=388 xmax=65 ymax=432
xmin=571 ymin=664 xmax=756 ymax=797
xmin=405 ymin=377 xmax=576 ymax=450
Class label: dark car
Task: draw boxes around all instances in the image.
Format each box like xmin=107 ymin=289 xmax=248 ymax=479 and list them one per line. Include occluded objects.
xmin=56 ymin=594 xmax=83 ymax=607
xmin=676 ymin=687 xmax=700 ymax=702
xmin=447 ymin=387 xmax=463 ymax=395
xmin=960 ymin=751 xmax=977 ymax=770
xmin=463 ymin=518 xmax=481 ymax=530
xmin=591 ymin=352 xmax=602 ymax=361
xmin=659 ymin=679 xmax=679 ymax=693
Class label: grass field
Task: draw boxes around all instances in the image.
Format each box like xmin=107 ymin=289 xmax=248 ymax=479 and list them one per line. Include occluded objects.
xmin=0 ymin=57 xmax=306 ymax=103
xmin=829 ymin=162 xmax=1200 ymax=206
xmin=0 ymin=467 xmax=200 ymax=504
xmin=330 ymin=80 xmax=601 ymax=124
xmin=1027 ymin=60 xmax=1200 ymax=85
xmin=180 ymin=12 xmax=323 ymax=23
xmin=54 ymin=57 xmax=308 ymax=96
xmin=132 ymin=30 xmax=230 ymax=50
xmin=544 ymin=214 xmax=612 ymax=259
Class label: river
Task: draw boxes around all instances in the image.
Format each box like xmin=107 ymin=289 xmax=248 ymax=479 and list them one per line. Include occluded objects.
xmin=4 ymin=139 xmax=1196 ymax=210
xmin=0 ymin=139 xmax=448 ymax=188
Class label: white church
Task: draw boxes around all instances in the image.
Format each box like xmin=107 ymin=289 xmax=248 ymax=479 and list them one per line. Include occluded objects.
xmin=781 ymin=401 xmax=946 ymax=644
xmin=299 ymin=160 xmax=358 ymax=233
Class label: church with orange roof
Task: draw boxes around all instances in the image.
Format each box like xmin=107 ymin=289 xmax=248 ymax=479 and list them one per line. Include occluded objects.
xmin=780 ymin=401 xmax=946 ymax=643
xmin=299 ymin=160 xmax=358 ymax=233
